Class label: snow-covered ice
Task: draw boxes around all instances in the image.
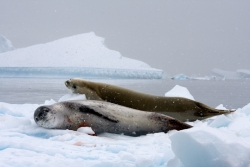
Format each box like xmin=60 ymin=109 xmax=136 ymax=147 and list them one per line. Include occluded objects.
xmin=0 ymin=35 xmax=14 ymax=53
xmin=0 ymin=32 xmax=162 ymax=79
xmin=0 ymin=86 xmax=250 ymax=167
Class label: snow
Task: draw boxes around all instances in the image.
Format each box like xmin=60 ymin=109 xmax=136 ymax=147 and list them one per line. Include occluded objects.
xmin=0 ymin=35 xmax=14 ymax=53
xmin=0 ymin=32 xmax=162 ymax=79
xmin=1 ymin=87 xmax=249 ymax=167
xmin=165 ymin=85 xmax=195 ymax=100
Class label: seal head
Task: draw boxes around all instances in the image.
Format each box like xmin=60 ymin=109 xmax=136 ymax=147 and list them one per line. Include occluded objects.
xmin=34 ymin=106 xmax=66 ymax=129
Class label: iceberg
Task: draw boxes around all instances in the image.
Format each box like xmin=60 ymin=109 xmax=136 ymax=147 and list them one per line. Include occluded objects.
xmin=0 ymin=35 xmax=14 ymax=53
xmin=0 ymin=32 xmax=163 ymax=79
xmin=211 ymin=68 xmax=250 ymax=80
xmin=171 ymin=74 xmax=211 ymax=81
xmin=237 ymin=69 xmax=250 ymax=79
xmin=171 ymin=74 xmax=191 ymax=80
xmin=212 ymin=68 xmax=240 ymax=79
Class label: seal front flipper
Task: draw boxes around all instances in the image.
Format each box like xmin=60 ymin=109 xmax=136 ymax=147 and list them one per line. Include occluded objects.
xmin=79 ymin=105 xmax=119 ymax=123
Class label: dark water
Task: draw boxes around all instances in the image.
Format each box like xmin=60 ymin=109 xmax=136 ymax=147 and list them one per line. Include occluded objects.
xmin=0 ymin=77 xmax=249 ymax=109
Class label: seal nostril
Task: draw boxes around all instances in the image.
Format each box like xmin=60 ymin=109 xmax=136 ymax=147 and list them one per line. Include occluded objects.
xmin=65 ymin=81 xmax=70 ymax=86
xmin=35 ymin=117 xmax=39 ymax=122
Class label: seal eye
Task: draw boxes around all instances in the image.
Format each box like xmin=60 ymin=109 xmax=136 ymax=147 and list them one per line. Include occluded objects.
xmin=73 ymin=85 xmax=76 ymax=89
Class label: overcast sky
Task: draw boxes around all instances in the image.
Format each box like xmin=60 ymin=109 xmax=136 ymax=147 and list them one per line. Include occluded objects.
xmin=0 ymin=0 xmax=249 ymax=75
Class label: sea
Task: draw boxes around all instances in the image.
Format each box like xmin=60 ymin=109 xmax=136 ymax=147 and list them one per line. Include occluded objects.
xmin=0 ymin=77 xmax=250 ymax=109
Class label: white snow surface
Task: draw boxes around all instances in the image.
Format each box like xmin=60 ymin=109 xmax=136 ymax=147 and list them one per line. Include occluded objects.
xmin=0 ymin=35 xmax=14 ymax=53
xmin=1 ymin=91 xmax=250 ymax=167
xmin=0 ymin=32 xmax=162 ymax=79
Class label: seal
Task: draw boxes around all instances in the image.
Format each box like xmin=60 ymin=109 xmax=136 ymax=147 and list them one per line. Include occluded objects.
xmin=65 ymin=78 xmax=234 ymax=121
xmin=34 ymin=100 xmax=192 ymax=136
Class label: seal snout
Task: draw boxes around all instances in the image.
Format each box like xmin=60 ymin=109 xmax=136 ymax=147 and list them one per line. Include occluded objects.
xmin=34 ymin=106 xmax=50 ymax=122
xmin=65 ymin=80 xmax=70 ymax=87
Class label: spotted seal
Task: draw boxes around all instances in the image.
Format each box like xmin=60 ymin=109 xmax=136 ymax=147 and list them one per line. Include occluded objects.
xmin=34 ymin=100 xmax=191 ymax=136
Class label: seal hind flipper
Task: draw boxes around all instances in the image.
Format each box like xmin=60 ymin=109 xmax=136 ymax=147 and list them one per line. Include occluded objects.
xmin=193 ymin=102 xmax=235 ymax=119
xmin=79 ymin=105 xmax=119 ymax=123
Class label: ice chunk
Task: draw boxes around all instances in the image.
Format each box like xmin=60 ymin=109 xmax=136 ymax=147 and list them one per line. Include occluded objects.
xmin=237 ymin=69 xmax=250 ymax=79
xmin=169 ymin=127 xmax=250 ymax=167
xmin=171 ymin=74 xmax=211 ymax=81
xmin=44 ymin=99 xmax=57 ymax=105
xmin=240 ymin=103 xmax=250 ymax=115
xmin=228 ymin=117 xmax=250 ymax=131
xmin=215 ymin=104 xmax=227 ymax=110
xmin=77 ymin=127 xmax=95 ymax=135
xmin=171 ymin=74 xmax=191 ymax=80
xmin=208 ymin=115 xmax=232 ymax=128
xmin=212 ymin=68 xmax=241 ymax=79
xmin=165 ymin=85 xmax=195 ymax=100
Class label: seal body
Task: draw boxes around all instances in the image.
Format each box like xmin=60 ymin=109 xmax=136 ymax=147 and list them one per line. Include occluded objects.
xmin=65 ymin=78 xmax=234 ymax=121
xmin=34 ymin=100 xmax=191 ymax=136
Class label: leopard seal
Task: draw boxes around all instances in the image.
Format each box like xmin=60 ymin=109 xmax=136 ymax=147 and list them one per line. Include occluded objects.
xmin=34 ymin=100 xmax=192 ymax=136
xmin=64 ymin=78 xmax=234 ymax=121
